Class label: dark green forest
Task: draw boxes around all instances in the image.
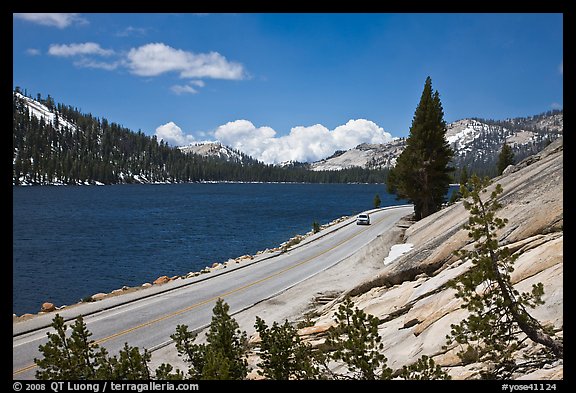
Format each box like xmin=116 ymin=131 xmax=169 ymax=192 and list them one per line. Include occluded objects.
xmin=12 ymin=90 xmax=388 ymax=185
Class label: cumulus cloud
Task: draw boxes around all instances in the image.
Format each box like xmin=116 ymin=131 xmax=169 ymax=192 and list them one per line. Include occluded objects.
xmin=125 ymin=43 xmax=246 ymax=80
xmin=156 ymin=118 xmax=392 ymax=163
xmin=214 ymin=120 xmax=278 ymax=161
xmin=155 ymin=122 xmax=196 ymax=146
xmin=213 ymin=118 xmax=393 ymax=164
xmin=333 ymin=119 xmax=392 ymax=147
xmin=48 ymin=42 xmax=114 ymax=57
xmin=14 ymin=13 xmax=87 ymax=28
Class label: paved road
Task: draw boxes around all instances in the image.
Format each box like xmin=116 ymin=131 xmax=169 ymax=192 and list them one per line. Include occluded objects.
xmin=13 ymin=204 xmax=413 ymax=379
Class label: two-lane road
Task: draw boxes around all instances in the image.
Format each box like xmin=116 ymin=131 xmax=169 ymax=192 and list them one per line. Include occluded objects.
xmin=13 ymin=204 xmax=413 ymax=379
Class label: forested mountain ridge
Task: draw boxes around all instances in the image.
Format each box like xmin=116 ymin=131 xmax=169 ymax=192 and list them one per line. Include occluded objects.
xmin=13 ymin=89 xmax=561 ymax=185
xmin=12 ymin=90 xmax=388 ymax=185
xmin=446 ymin=112 xmax=562 ymax=177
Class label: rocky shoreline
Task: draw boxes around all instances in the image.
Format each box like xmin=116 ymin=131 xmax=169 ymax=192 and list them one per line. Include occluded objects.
xmin=13 ymin=215 xmax=351 ymax=322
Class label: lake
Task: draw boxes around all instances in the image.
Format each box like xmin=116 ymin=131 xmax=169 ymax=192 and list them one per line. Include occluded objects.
xmin=13 ymin=183 xmax=408 ymax=315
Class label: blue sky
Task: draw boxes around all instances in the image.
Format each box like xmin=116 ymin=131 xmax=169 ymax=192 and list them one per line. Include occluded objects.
xmin=13 ymin=13 xmax=563 ymax=163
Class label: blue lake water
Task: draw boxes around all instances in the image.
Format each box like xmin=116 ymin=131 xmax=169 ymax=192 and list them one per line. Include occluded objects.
xmin=13 ymin=183 xmax=409 ymax=315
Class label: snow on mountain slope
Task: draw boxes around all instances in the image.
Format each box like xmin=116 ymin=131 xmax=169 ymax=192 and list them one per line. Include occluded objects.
xmin=179 ymin=142 xmax=255 ymax=165
xmin=310 ymin=139 xmax=406 ymax=171
xmin=309 ymin=114 xmax=562 ymax=172
xmin=445 ymin=119 xmax=487 ymax=151
xmin=446 ymin=118 xmax=549 ymax=154
xmin=447 ymin=116 xmax=562 ymax=173
xmin=15 ymin=92 xmax=77 ymax=132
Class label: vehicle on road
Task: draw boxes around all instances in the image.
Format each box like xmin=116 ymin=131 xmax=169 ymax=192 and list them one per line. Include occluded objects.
xmin=356 ymin=213 xmax=370 ymax=225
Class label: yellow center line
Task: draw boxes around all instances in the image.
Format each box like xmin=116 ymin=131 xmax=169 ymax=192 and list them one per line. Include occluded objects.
xmin=14 ymin=213 xmax=386 ymax=377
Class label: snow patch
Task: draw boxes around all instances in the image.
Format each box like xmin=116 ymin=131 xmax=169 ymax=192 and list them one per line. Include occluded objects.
xmin=15 ymin=92 xmax=77 ymax=132
xmin=384 ymin=243 xmax=414 ymax=265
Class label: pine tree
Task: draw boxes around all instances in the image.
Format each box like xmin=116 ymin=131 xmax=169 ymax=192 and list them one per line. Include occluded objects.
xmin=312 ymin=221 xmax=321 ymax=234
xmin=399 ymin=355 xmax=451 ymax=380
xmin=170 ymin=298 xmax=248 ymax=380
xmin=98 ymin=343 xmax=152 ymax=379
xmin=446 ymin=175 xmax=562 ymax=378
xmin=387 ymin=76 xmax=454 ymax=220
xmin=35 ymin=315 xmax=103 ymax=379
xmin=254 ymin=317 xmax=320 ymax=379
xmin=204 ymin=298 xmax=248 ymax=379
xmin=170 ymin=324 xmax=206 ymax=378
xmin=35 ymin=315 xmax=155 ymax=380
xmin=497 ymin=142 xmax=515 ymax=175
xmin=154 ymin=363 xmax=185 ymax=380
xmin=324 ymin=298 xmax=393 ymax=380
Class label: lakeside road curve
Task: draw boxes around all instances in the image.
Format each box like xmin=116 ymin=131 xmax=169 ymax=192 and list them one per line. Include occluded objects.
xmin=13 ymin=204 xmax=413 ymax=379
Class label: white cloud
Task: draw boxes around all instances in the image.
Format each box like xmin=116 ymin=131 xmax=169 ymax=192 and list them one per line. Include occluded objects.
xmin=116 ymin=26 xmax=148 ymax=37
xmin=155 ymin=118 xmax=393 ymax=162
xmin=26 ymin=48 xmax=41 ymax=56
xmin=333 ymin=119 xmax=392 ymax=146
xmin=125 ymin=43 xmax=245 ymax=80
xmin=213 ymin=119 xmax=393 ymax=164
xmin=155 ymin=122 xmax=196 ymax=146
xmin=171 ymin=80 xmax=205 ymax=95
xmin=215 ymin=120 xmax=278 ymax=160
xmin=171 ymin=84 xmax=199 ymax=95
xmin=48 ymin=42 xmax=114 ymax=57
xmin=73 ymin=58 xmax=119 ymax=71
xmin=41 ymin=41 xmax=244 ymax=94
xmin=189 ymin=80 xmax=205 ymax=87
xmin=14 ymin=13 xmax=87 ymax=28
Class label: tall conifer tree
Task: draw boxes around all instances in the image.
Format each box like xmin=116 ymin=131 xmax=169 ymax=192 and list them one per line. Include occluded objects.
xmin=497 ymin=142 xmax=515 ymax=175
xmin=387 ymin=76 xmax=454 ymax=220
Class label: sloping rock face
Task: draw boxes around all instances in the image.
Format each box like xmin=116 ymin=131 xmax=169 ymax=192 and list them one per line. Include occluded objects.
xmin=310 ymin=140 xmax=406 ymax=171
xmin=307 ymin=138 xmax=563 ymax=379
